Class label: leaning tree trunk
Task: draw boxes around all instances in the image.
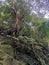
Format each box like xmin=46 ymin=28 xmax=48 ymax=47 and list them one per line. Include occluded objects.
xmin=13 ymin=17 xmax=19 ymax=36
xmin=12 ymin=1 xmax=20 ymax=36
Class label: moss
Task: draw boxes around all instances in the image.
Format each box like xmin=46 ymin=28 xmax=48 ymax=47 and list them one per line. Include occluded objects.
xmin=0 ymin=40 xmax=26 ymax=65
xmin=0 ymin=44 xmax=13 ymax=56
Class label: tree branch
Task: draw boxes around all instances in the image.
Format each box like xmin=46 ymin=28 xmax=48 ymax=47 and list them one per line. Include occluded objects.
xmin=12 ymin=1 xmax=16 ymax=15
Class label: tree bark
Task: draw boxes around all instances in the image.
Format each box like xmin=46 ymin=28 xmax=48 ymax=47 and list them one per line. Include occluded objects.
xmin=12 ymin=1 xmax=20 ymax=36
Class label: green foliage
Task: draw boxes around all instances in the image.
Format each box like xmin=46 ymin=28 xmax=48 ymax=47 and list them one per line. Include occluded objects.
xmin=40 ymin=59 xmax=46 ymax=65
xmin=32 ymin=14 xmax=43 ymax=26
xmin=0 ymin=0 xmax=49 ymax=65
xmin=38 ymin=20 xmax=49 ymax=38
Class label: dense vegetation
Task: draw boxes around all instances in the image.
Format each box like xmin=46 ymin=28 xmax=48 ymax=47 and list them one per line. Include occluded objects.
xmin=0 ymin=0 xmax=49 ymax=65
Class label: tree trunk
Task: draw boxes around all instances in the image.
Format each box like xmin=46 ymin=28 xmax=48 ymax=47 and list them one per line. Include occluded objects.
xmin=13 ymin=17 xmax=19 ymax=36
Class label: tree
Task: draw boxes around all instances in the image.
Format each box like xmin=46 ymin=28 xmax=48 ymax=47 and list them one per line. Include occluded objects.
xmin=0 ymin=0 xmax=49 ymax=65
xmin=0 ymin=0 xmax=32 ymax=36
